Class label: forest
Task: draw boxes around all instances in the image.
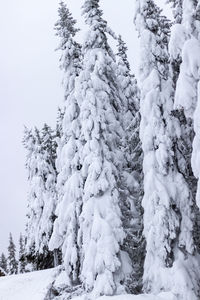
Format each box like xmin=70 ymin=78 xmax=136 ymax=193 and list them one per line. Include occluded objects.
xmin=1 ymin=0 xmax=200 ymax=299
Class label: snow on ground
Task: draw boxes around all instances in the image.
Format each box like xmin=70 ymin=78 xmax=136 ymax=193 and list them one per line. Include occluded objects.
xmin=0 ymin=268 xmax=57 ymax=300
xmin=0 ymin=268 xmax=177 ymax=300
xmin=74 ymin=292 xmax=177 ymax=300
xmin=96 ymin=293 xmax=177 ymax=300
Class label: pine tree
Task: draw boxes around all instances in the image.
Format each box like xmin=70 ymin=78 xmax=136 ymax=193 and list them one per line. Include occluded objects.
xmin=37 ymin=124 xmax=57 ymax=254
xmin=7 ymin=233 xmax=18 ymax=275
xmin=23 ymin=126 xmax=56 ymax=270
xmin=173 ymin=0 xmax=200 ymax=254
xmin=174 ymin=0 xmax=200 ymax=207
xmin=55 ymin=1 xmax=81 ymax=95
xmin=23 ymin=127 xmax=42 ymax=267
xmin=116 ymin=35 xmax=144 ymax=294
xmin=0 ymin=253 xmax=7 ymax=274
xmin=134 ymin=0 xmax=200 ymax=298
xmin=168 ymin=0 xmax=200 ymax=253
xmin=70 ymin=0 xmax=134 ymax=296
xmin=49 ymin=1 xmax=83 ymax=284
xmin=18 ymin=234 xmax=26 ymax=273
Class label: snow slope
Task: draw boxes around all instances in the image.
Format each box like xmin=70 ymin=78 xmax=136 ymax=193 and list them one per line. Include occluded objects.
xmin=0 ymin=268 xmax=176 ymax=300
xmin=74 ymin=292 xmax=176 ymax=300
xmin=0 ymin=268 xmax=57 ymax=300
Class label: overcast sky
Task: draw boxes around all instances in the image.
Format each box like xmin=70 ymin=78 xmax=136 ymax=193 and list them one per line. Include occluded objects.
xmin=0 ymin=0 xmax=170 ymax=255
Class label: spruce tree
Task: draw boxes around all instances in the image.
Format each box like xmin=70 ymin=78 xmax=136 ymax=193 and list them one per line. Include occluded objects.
xmin=7 ymin=233 xmax=18 ymax=275
xmin=116 ymin=35 xmax=144 ymax=293
xmin=23 ymin=126 xmax=56 ymax=270
xmin=0 ymin=253 xmax=7 ymax=274
xmin=49 ymin=1 xmax=83 ymax=284
xmin=174 ymin=0 xmax=200 ymax=209
xmin=18 ymin=234 xmax=26 ymax=273
xmin=168 ymin=0 xmax=200 ymax=253
xmin=173 ymin=0 xmax=200 ymax=255
xmin=23 ymin=127 xmax=42 ymax=267
xmin=37 ymin=124 xmax=57 ymax=254
xmin=71 ymin=0 xmax=134 ymax=296
xmin=134 ymin=0 xmax=200 ymax=298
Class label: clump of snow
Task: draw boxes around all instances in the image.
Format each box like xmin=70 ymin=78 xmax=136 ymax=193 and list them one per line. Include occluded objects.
xmin=175 ymin=38 xmax=200 ymax=117
xmin=53 ymin=269 xmax=71 ymax=290
xmin=169 ymin=24 xmax=187 ymax=60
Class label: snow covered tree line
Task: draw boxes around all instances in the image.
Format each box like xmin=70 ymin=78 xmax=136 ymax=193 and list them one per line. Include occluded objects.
xmin=22 ymin=0 xmax=200 ymax=299
xmin=0 ymin=233 xmax=27 ymax=276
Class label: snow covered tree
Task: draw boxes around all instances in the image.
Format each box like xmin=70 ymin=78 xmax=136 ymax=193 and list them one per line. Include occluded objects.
xmin=55 ymin=1 xmax=81 ymax=92
xmin=7 ymin=233 xmax=18 ymax=275
xmin=116 ymin=35 xmax=144 ymax=293
xmin=49 ymin=1 xmax=83 ymax=284
xmin=0 ymin=253 xmax=7 ymax=274
xmin=37 ymin=124 xmax=57 ymax=254
xmin=23 ymin=126 xmax=42 ymax=265
xmin=18 ymin=234 xmax=26 ymax=273
xmin=173 ymin=0 xmax=200 ymax=254
xmin=134 ymin=0 xmax=200 ymax=298
xmin=168 ymin=0 xmax=200 ymax=252
xmin=174 ymin=0 xmax=200 ymax=207
xmin=67 ymin=0 xmax=135 ymax=296
xmin=23 ymin=125 xmax=56 ymax=270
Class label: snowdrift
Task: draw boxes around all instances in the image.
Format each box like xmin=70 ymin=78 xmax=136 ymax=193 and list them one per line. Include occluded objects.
xmin=0 ymin=268 xmax=57 ymax=300
xmin=0 ymin=267 xmax=176 ymax=300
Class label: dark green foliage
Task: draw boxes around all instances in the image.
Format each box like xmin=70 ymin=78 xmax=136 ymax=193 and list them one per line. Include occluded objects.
xmin=7 ymin=233 xmax=18 ymax=275
xmin=18 ymin=234 xmax=26 ymax=273
xmin=25 ymin=242 xmax=55 ymax=271
xmin=0 ymin=253 xmax=7 ymax=274
xmin=117 ymin=35 xmax=130 ymax=71
xmin=55 ymin=1 xmax=81 ymax=78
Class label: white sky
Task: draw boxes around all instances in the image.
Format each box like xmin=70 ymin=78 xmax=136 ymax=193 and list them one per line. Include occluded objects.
xmin=0 ymin=0 xmax=170 ymax=255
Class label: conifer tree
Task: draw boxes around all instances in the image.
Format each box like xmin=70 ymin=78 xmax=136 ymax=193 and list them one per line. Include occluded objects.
xmin=23 ymin=126 xmax=56 ymax=270
xmin=168 ymin=0 xmax=200 ymax=252
xmin=71 ymin=0 xmax=134 ymax=296
xmin=18 ymin=234 xmax=26 ymax=273
xmin=174 ymin=0 xmax=200 ymax=211
xmin=134 ymin=0 xmax=200 ymax=298
xmin=37 ymin=124 xmax=57 ymax=254
xmin=23 ymin=127 xmax=42 ymax=264
xmin=0 ymin=253 xmax=7 ymax=274
xmin=7 ymin=233 xmax=18 ymax=275
xmin=116 ymin=35 xmax=144 ymax=293
xmin=49 ymin=1 xmax=83 ymax=284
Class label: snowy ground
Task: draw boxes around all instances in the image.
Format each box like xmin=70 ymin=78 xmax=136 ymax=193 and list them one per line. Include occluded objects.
xmin=0 ymin=268 xmax=177 ymax=300
xmin=0 ymin=268 xmax=57 ymax=300
xmin=74 ymin=293 xmax=177 ymax=300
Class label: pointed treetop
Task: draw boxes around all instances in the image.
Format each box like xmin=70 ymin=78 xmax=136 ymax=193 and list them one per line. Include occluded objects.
xmin=82 ymin=0 xmax=105 ymax=27
xmin=117 ymin=35 xmax=130 ymax=71
xmin=81 ymin=0 xmax=116 ymax=56
xmin=55 ymin=1 xmax=79 ymax=42
xmin=134 ymin=0 xmax=171 ymax=36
